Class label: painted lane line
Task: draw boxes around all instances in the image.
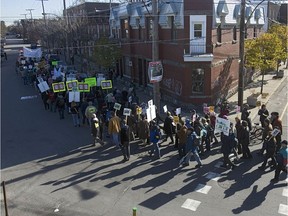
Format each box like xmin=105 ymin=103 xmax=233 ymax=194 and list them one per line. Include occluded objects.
xmin=205 ymin=172 xmax=221 ymax=181
xmin=278 ymin=204 xmax=288 ymax=215
xmin=282 ymin=188 xmax=288 ymax=197
xmin=194 ymin=184 xmax=212 ymax=194
xmin=181 ymin=199 xmax=201 ymax=211
xmin=20 ymin=95 xmax=38 ymax=100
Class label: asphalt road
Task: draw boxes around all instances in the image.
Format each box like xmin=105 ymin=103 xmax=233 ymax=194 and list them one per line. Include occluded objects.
xmin=1 ymin=39 xmax=287 ymax=216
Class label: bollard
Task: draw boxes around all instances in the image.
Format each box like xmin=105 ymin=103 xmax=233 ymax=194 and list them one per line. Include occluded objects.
xmin=132 ymin=207 xmax=137 ymax=216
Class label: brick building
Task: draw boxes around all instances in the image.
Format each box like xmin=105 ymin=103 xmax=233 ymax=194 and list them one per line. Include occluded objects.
xmin=109 ymin=0 xmax=268 ymax=105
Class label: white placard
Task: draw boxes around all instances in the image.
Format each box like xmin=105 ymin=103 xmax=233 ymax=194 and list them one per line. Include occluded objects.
xmin=37 ymin=77 xmax=44 ymax=83
xmin=123 ymin=108 xmax=132 ymax=116
xmin=271 ymin=128 xmax=281 ymax=137
xmin=114 ymin=103 xmax=122 ymax=110
xmin=148 ymin=99 xmax=153 ymax=108
xmin=97 ymin=77 xmax=105 ymax=87
xmin=68 ymin=91 xmax=80 ymax=102
xmin=128 ymin=96 xmax=132 ymax=103
xmin=176 ymin=107 xmax=181 ymax=115
xmin=214 ymin=117 xmax=230 ymax=136
xmin=235 ymin=105 xmax=241 ymax=113
xmin=37 ymin=81 xmax=50 ymax=93
xmin=163 ymin=105 xmax=168 ymax=113
xmin=146 ymin=105 xmax=156 ymax=123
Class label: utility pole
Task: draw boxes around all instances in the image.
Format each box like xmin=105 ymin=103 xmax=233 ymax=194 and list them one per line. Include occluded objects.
xmin=20 ymin=14 xmax=28 ymax=19
xmin=238 ymin=0 xmax=245 ymax=110
xmin=63 ymin=0 xmax=70 ymax=63
xmin=152 ymin=0 xmax=161 ymax=111
xmin=36 ymin=0 xmax=48 ymax=24
xmin=26 ymin=9 xmax=34 ymax=21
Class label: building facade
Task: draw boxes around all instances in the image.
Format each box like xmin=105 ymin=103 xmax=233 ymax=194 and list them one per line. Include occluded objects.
xmin=109 ymin=0 xmax=267 ymax=105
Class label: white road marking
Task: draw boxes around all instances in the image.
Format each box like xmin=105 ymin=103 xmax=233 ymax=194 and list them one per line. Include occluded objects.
xmin=205 ymin=172 xmax=221 ymax=181
xmin=20 ymin=95 xmax=38 ymax=100
xmin=194 ymin=184 xmax=212 ymax=194
xmin=181 ymin=199 xmax=201 ymax=211
xmin=282 ymin=188 xmax=288 ymax=197
xmin=278 ymin=204 xmax=288 ymax=215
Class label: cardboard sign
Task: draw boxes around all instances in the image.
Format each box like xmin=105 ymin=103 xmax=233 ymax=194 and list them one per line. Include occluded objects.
xmin=78 ymin=82 xmax=90 ymax=92
xmin=123 ymin=108 xmax=132 ymax=116
xmin=52 ymin=82 xmax=66 ymax=92
xmin=214 ymin=117 xmax=231 ymax=136
xmin=146 ymin=105 xmax=156 ymax=122
xmin=37 ymin=81 xmax=50 ymax=93
xmin=114 ymin=103 xmax=121 ymax=110
xmin=148 ymin=99 xmax=153 ymax=108
xmin=271 ymin=128 xmax=281 ymax=137
xmin=101 ymin=80 xmax=112 ymax=89
xmin=163 ymin=105 xmax=168 ymax=113
xmin=66 ymin=80 xmax=78 ymax=91
xmin=68 ymin=91 xmax=80 ymax=102
xmin=85 ymin=77 xmax=97 ymax=87
xmin=176 ymin=108 xmax=181 ymax=115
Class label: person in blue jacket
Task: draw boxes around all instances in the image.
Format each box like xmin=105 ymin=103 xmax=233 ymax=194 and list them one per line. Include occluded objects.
xmin=149 ymin=120 xmax=162 ymax=159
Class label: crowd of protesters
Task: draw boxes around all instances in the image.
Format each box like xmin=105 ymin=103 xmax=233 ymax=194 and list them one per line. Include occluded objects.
xmin=15 ymin=51 xmax=287 ymax=183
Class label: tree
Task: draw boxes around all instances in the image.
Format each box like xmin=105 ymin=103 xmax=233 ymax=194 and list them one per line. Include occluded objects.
xmin=245 ymin=33 xmax=284 ymax=94
xmin=1 ymin=21 xmax=7 ymax=36
xmin=93 ymin=37 xmax=122 ymax=71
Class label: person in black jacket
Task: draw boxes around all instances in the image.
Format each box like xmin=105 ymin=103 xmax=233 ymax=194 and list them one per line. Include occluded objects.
xmin=163 ymin=111 xmax=175 ymax=144
xmin=258 ymin=131 xmax=277 ymax=170
xmin=258 ymin=104 xmax=269 ymax=127
xmin=240 ymin=120 xmax=252 ymax=159
xmin=120 ymin=119 xmax=130 ymax=162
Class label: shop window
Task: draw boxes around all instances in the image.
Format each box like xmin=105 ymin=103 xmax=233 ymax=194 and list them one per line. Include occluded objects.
xmin=191 ymin=68 xmax=204 ymax=94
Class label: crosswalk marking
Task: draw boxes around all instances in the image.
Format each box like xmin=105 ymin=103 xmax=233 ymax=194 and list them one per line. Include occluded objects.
xmin=205 ymin=172 xmax=221 ymax=181
xmin=181 ymin=199 xmax=201 ymax=211
xmin=194 ymin=184 xmax=212 ymax=194
xmin=278 ymin=204 xmax=288 ymax=215
xmin=282 ymin=188 xmax=288 ymax=197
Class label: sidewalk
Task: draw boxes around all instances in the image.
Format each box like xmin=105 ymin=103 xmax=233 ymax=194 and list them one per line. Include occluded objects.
xmin=226 ymin=65 xmax=287 ymax=123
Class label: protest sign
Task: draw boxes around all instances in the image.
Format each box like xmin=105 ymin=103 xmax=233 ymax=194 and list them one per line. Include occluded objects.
xmin=68 ymin=91 xmax=80 ymax=102
xmin=114 ymin=103 xmax=121 ymax=110
xmin=235 ymin=105 xmax=241 ymax=113
xmin=214 ymin=117 xmax=230 ymax=136
xmin=271 ymin=128 xmax=281 ymax=137
xmin=163 ymin=105 xmax=168 ymax=113
xmin=101 ymin=80 xmax=112 ymax=89
xmin=52 ymin=82 xmax=66 ymax=92
xmin=37 ymin=81 xmax=50 ymax=93
xmin=123 ymin=108 xmax=132 ymax=116
xmin=148 ymin=99 xmax=153 ymax=108
xmin=173 ymin=116 xmax=179 ymax=124
xmin=66 ymin=80 xmax=78 ymax=91
xmin=146 ymin=105 xmax=156 ymax=122
xmin=78 ymin=82 xmax=90 ymax=92
xmin=176 ymin=108 xmax=181 ymax=115
xmin=136 ymin=107 xmax=142 ymax=115
xmin=85 ymin=77 xmax=97 ymax=87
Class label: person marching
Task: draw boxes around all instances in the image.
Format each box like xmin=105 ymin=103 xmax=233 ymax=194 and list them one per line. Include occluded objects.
xmin=91 ymin=113 xmax=103 ymax=146
xmin=258 ymin=104 xmax=269 ymax=127
xmin=271 ymin=140 xmax=288 ymax=183
xmin=108 ymin=111 xmax=121 ymax=149
xmin=120 ymin=119 xmax=130 ymax=162
xmin=149 ymin=121 xmax=162 ymax=159
xmin=85 ymin=101 xmax=97 ymax=127
xmin=70 ymin=101 xmax=80 ymax=127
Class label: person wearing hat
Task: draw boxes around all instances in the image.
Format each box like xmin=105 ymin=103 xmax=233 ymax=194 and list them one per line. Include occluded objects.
xmin=271 ymin=140 xmax=288 ymax=183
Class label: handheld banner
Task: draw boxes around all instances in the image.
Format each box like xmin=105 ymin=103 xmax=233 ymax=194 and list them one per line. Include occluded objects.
xmin=66 ymin=80 xmax=78 ymax=91
xmin=101 ymin=80 xmax=112 ymax=89
xmin=52 ymin=82 xmax=66 ymax=92
xmin=52 ymin=61 xmax=58 ymax=66
xmin=163 ymin=105 xmax=168 ymax=113
xmin=146 ymin=105 xmax=156 ymax=122
xmin=114 ymin=103 xmax=121 ymax=110
xmin=123 ymin=108 xmax=132 ymax=116
xmin=176 ymin=108 xmax=181 ymax=115
xmin=214 ymin=117 xmax=230 ymax=136
xmin=69 ymin=91 xmax=80 ymax=102
xmin=85 ymin=77 xmax=96 ymax=87
xmin=271 ymin=128 xmax=280 ymax=137
xmin=78 ymin=82 xmax=90 ymax=92
xmin=37 ymin=81 xmax=50 ymax=93
xmin=97 ymin=76 xmax=106 ymax=86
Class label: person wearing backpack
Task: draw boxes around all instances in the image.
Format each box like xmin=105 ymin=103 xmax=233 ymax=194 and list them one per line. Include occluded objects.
xmin=182 ymin=126 xmax=203 ymax=168
xmin=120 ymin=119 xmax=130 ymax=162
xmin=149 ymin=121 xmax=162 ymax=159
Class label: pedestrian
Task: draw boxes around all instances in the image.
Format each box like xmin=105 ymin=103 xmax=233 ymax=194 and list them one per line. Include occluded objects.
xmin=220 ymin=126 xmax=238 ymax=170
xmin=182 ymin=126 xmax=203 ymax=168
xmin=108 ymin=111 xmax=121 ymax=149
xmin=85 ymin=101 xmax=97 ymax=127
xmin=209 ymin=112 xmax=219 ymax=144
xmin=258 ymin=131 xmax=277 ymax=170
xmin=234 ymin=117 xmax=243 ymax=154
xmin=271 ymin=140 xmax=288 ymax=183
xmin=190 ymin=109 xmax=199 ymax=127
xmin=80 ymin=98 xmax=89 ymax=126
xmin=120 ymin=119 xmax=130 ymax=162
xmin=271 ymin=112 xmax=282 ymax=153
xmin=177 ymin=123 xmax=188 ymax=158
xmin=163 ymin=111 xmax=175 ymax=144
xmin=138 ymin=114 xmax=150 ymax=146
xmin=240 ymin=120 xmax=253 ymax=159
xmin=219 ymin=100 xmax=230 ymax=118
xmin=258 ymin=104 xmax=269 ymax=127
xmin=41 ymin=92 xmax=50 ymax=110
xmin=70 ymin=101 xmax=80 ymax=127
xmin=91 ymin=113 xmax=103 ymax=146
xmin=257 ymin=118 xmax=273 ymax=155
xmin=56 ymin=95 xmax=65 ymax=120
xmin=149 ymin=121 xmax=162 ymax=159
xmin=241 ymin=105 xmax=252 ymax=131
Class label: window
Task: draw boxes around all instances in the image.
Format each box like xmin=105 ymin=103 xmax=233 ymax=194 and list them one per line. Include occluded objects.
xmin=253 ymin=26 xmax=257 ymax=38
xmin=170 ymin=16 xmax=177 ymax=41
xmin=233 ymin=26 xmax=237 ymax=41
xmin=217 ymin=25 xmax=222 ymax=43
xmin=121 ymin=18 xmax=129 ymax=39
xmin=138 ymin=24 xmax=144 ymax=40
xmin=194 ymin=24 xmax=202 ymax=38
xmin=191 ymin=68 xmax=204 ymax=94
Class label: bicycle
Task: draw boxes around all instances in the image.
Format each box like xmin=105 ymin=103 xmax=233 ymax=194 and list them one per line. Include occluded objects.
xmin=249 ymin=123 xmax=263 ymax=145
